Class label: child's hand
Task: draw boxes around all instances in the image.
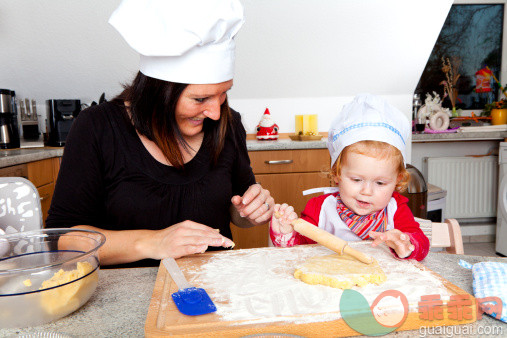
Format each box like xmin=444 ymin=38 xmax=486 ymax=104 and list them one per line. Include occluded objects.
xmin=368 ymin=229 xmax=415 ymax=258
xmin=271 ymin=203 xmax=298 ymax=234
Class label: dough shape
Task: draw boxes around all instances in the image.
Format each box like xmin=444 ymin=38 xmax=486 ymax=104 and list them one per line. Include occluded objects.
xmin=294 ymin=254 xmax=386 ymax=289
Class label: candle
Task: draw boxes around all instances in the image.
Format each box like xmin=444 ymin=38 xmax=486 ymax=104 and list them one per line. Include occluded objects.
xmin=295 ymin=115 xmax=304 ymax=134
xmin=296 ymin=114 xmax=318 ymax=135
xmin=307 ymin=114 xmax=318 ymax=135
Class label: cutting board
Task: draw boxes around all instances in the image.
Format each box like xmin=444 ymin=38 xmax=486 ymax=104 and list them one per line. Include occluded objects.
xmin=145 ymin=244 xmax=476 ymax=337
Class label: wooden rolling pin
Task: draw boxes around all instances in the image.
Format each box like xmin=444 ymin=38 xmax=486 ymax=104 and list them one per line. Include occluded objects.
xmin=275 ymin=212 xmax=373 ymax=264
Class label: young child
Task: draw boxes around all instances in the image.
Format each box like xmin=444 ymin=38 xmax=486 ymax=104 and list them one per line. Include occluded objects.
xmin=271 ymin=94 xmax=429 ymax=261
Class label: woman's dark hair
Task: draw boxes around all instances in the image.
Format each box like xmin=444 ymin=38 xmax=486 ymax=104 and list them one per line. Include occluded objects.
xmin=115 ymin=72 xmax=232 ymax=169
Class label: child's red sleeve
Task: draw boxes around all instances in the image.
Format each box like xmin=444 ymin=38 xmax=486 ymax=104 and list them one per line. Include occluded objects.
xmin=269 ymin=195 xmax=328 ymax=247
xmin=392 ymin=192 xmax=430 ymax=261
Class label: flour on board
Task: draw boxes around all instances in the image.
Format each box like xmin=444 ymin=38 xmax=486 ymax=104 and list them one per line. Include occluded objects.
xmin=189 ymin=243 xmax=449 ymax=324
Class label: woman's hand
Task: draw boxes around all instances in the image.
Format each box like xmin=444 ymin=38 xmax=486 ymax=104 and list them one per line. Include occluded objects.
xmin=368 ymin=229 xmax=415 ymax=258
xmin=231 ymin=183 xmax=274 ymax=225
xmin=143 ymin=220 xmax=235 ymax=259
xmin=271 ymin=203 xmax=297 ymax=234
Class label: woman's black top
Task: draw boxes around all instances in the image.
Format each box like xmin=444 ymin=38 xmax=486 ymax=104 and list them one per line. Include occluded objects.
xmin=46 ymin=101 xmax=255 ymax=267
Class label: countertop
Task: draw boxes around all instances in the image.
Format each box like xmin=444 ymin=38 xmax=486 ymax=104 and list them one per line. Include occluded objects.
xmin=412 ymin=130 xmax=507 ymax=143
xmin=2 ymin=252 xmax=505 ymax=337
xmin=247 ymin=139 xmax=327 ymax=151
xmin=0 ymin=148 xmax=63 ymax=168
xmin=0 ymin=141 xmax=330 ymax=163
xmin=247 ymin=130 xmax=507 ymax=151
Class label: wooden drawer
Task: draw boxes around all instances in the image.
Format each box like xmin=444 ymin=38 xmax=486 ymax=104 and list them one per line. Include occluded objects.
xmin=0 ymin=163 xmax=28 ymax=178
xmin=38 ymin=182 xmax=54 ymax=227
xmin=27 ymin=158 xmax=54 ymax=187
xmin=249 ymin=149 xmax=329 ymax=174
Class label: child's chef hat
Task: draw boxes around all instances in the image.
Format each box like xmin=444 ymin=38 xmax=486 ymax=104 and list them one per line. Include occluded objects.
xmin=327 ymin=94 xmax=410 ymax=167
xmin=109 ymin=0 xmax=244 ymax=84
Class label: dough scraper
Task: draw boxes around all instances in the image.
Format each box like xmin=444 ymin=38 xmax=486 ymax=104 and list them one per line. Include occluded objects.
xmin=162 ymin=258 xmax=217 ymax=316
xmin=274 ymin=212 xmax=373 ymax=264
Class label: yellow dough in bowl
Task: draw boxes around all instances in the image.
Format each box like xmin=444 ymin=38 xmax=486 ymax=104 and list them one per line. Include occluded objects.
xmin=294 ymin=254 xmax=386 ymax=289
xmin=40 ymin=261 xmax=97 ymax=315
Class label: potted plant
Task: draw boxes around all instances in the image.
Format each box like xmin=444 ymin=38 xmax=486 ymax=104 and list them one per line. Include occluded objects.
xmin=483 ymin=98 xmax=507 ymax=125
xmin=481 ymin=66 xmax=507 ymax=125
xmin=440 ymin=56 xmax=461 ymax=117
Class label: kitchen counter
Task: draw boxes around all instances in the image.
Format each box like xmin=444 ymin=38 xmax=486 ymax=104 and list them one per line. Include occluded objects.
xmin=412 ymin=130 xmax=507 ymax=143
xmin=2 ymin=252 xmax=505 ymax=337
xmin=247 ymin=139 xmax=327 ymax=151
xmin=0 ymin=130 xmax=503 ymax=164
xmin=0 ymin=147 xmax=63 ymax=168
xmin=247 ymin=130 xmax=507 ymax=151
xmin=0 ymin=142 xmax=321 ymax=163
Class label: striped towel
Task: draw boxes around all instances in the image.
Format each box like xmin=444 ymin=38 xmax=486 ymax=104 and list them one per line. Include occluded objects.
xmin=459 ymin=260 xmax=507 ymax=322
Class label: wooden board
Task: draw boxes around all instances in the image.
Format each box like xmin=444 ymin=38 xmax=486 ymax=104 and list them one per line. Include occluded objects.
xmin=145 ymin=245 xmax=476 ymax=337
xmin=288 ymin=134 xmax=324 ymax=141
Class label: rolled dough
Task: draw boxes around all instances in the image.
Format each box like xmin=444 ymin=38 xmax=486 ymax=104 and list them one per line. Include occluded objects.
xmin=294 ymin=254 xmax=386 ymax=289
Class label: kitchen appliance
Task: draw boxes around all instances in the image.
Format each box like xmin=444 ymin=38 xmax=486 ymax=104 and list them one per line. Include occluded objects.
xmin=401 ymin=164 xmax=428 ymax=219
xmin=496 ymin=142 xmax=507 ymax=256
xmin=427 ymin=183 xmax=447 ymax=223
xmin=0 ymin=89 xmax=20 ymax=149
xmin=47 ymin=99 xmax=81 ymax=147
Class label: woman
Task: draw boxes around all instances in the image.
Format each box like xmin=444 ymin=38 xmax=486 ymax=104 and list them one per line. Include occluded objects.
xmin=46 ymin=0 xmax=274 ymax=267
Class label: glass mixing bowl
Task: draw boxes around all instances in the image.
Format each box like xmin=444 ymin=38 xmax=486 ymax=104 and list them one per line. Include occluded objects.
xmin=0 ymin=228 xmax=106 ymax=328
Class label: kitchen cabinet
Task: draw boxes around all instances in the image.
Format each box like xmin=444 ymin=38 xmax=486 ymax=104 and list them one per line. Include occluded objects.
xmin=230 ymin=148 xmax=331 ymax=249
xmin=0 ymin=162 xmax=28 ymax=178
xmin=0 ymin=157 xmax=61 ymax=227
xmin=27 ymin=158 xmax=60 ymax=226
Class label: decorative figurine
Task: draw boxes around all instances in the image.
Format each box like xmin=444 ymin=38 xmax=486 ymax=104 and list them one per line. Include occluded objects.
xmin=419 ymin=92 xmax=451 ymax=131
xmin=256 ymin=108 xmax=279 ymax=140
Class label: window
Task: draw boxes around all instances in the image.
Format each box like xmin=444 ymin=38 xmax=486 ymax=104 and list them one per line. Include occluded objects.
xmin=415 ymin=3 xmax=504 ymax=111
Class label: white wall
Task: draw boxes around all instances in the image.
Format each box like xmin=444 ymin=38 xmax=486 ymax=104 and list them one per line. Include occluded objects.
xmin=0 ymin=0 xmax=453 ymax=159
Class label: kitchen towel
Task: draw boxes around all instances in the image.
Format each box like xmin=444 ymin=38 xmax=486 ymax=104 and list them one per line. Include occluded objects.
xmin=459 ymin=260 xmax=507 ymax=322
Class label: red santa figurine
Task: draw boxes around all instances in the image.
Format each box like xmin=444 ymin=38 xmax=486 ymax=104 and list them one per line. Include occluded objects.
xmin=256 ymin=108 xmax=279 ymax=141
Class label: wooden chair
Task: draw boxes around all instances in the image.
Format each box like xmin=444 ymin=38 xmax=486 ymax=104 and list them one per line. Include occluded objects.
xmin=415 ymin=217 xmax=464 ymax=254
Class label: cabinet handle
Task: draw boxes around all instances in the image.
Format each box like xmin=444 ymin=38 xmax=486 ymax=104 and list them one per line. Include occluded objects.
xmin=264 ymin=160 xmax=293 ymax=165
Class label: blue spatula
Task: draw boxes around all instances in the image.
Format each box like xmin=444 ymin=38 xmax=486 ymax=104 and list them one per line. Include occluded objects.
xmin=162 ymin=258 xmax=217 ymax=316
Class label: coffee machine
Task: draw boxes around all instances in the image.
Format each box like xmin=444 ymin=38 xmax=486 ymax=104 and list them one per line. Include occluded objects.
xmin=47 ymin=99 xmax=81 ymax=147
xmin=0 ymin=89 xmax=20 ymax=149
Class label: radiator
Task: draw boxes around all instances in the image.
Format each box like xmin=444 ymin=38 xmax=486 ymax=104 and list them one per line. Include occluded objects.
xmin=424 ymin=156 xmax=498 ymax=219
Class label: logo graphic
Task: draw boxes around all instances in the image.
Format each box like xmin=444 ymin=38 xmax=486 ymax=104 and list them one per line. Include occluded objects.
xmin=340 ymin=289 xmax=409 ymax=336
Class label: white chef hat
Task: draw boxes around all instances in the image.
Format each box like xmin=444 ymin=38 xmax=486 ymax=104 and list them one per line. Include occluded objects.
xmin=327 ymin=93 xmax=410 ymax=167
xmin=108 ymin=0 xmax=244 ymax=84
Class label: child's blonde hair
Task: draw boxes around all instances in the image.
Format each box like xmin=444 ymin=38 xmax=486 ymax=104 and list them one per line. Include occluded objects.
xmin=330 ymin=140 xmax=410 ymax=192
